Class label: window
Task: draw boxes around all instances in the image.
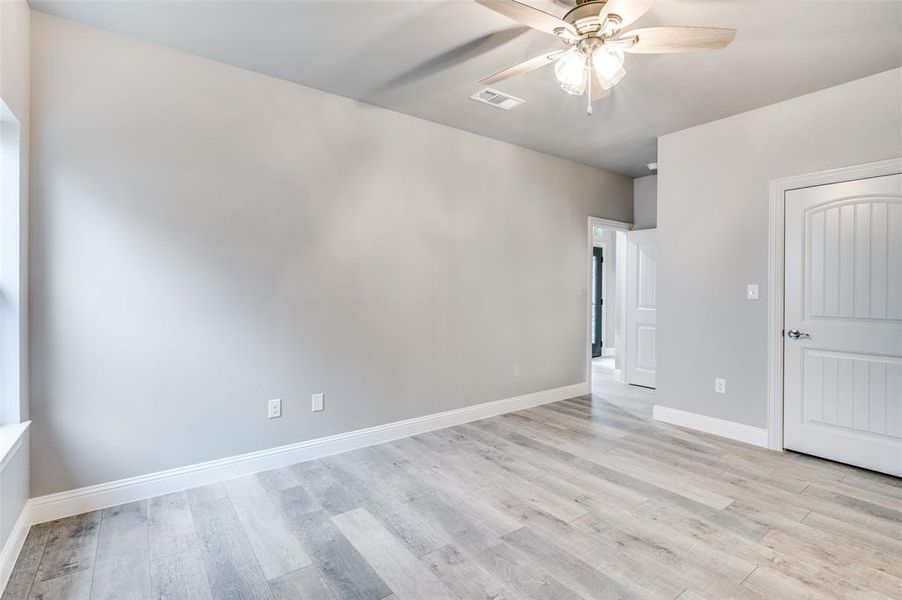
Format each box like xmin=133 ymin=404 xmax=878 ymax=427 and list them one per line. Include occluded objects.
xmin=0 ymin=98 xmax=23 ymax=425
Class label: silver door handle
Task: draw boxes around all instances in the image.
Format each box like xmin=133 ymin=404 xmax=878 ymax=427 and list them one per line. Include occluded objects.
xmin=787 ymin=329 xmax=810 ymax=340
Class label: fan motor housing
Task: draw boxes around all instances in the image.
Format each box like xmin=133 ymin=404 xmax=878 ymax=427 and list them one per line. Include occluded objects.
xmin=564 ymin=1 xmax=614 ymax=35
xmin=576 ymin=36 xmax=605 ymax=55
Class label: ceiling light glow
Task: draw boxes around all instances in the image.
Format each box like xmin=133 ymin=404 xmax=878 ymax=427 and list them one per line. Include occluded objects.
xmin=593 ymin=46 xmax=625 ymax=89
xmin=554 ymin=48 xmax=588 ymax=95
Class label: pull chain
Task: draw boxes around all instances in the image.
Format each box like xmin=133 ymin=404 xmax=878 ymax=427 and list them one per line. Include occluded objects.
xmin=586 ymin=56 xmax=593 ymax=116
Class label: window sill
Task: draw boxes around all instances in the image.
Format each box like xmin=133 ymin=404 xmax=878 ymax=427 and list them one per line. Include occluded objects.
xmin=0 ymin=421 xmax=29 ymax=471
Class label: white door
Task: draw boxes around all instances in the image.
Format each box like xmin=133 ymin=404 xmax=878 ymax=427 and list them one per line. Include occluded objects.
xmin=626 ymin=229 xmax=657 ymax=388
xmin=784 ymin=173 xmax=902 ymax=476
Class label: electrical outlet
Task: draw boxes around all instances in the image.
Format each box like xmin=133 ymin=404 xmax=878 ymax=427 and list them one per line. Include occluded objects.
xmin=746 ymin=284 xmax=759 ymax=300
xmin=513 ymin=364 xmax=521 ymax=377
xmin=312 ymin=393 xmax=324 ymax=412
xmin=714 ymin=378 xmax=726 ymax=394
xmin=268 ymin=398 xmax=282 ymax=419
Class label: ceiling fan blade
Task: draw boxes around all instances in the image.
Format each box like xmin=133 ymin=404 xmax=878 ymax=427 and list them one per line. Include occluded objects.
xmin=379 ymin=26 xmax=530 ymax=91
xmin=621 ymin=26 xmax=737 ymax=54
xmin=480 ymin=50 xmax=566 ymax=85
xmin=476 ymin=0 xmax=577 ymax=38
xmin=598 ymin=0 xmax=654 ymax=30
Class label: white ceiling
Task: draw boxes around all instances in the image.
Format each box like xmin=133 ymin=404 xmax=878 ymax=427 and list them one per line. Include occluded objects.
xmin=30 ymin=0 xmax=902 ymax=176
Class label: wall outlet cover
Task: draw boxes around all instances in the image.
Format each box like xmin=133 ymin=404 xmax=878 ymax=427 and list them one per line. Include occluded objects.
xmin=312 ymin=393 xmax=324 ymax=412
xmin=714 ymin=378 xmax=726 ymax=394
xmin=268 ymin=398 xmax=281 ymax=419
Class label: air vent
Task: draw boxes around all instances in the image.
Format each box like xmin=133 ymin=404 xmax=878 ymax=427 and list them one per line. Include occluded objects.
xmin=470 ymin=88 xmax=525 ymax=111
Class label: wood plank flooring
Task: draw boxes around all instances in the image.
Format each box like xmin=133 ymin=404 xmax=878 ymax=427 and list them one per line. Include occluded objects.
xmin=6 ymin=359 xmax=902 ymax=599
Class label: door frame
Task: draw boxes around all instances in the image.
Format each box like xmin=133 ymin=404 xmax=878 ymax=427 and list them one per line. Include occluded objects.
xmin=766 ymin=158 xmax=902 ymax=451
xmin=587 ymin=217 xmax=633 ymax=396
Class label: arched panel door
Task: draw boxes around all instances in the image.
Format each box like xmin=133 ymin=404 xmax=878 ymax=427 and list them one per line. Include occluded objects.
xmin=784 ymin=173 xmax=902 ymax=475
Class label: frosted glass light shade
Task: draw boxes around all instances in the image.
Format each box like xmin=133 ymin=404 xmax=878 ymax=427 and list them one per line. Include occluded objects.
xmin=592 ymin=46 xmax=625 ymax=89
xmin=554 ymin=49 xmax=588 ymax=95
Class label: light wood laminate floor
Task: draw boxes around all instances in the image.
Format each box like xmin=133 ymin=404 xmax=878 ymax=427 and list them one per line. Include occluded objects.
xmin=5 ymin=360 xmax=902 ymax=599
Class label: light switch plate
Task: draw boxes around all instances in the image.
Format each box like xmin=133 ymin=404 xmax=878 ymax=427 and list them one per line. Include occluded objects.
xmin=714 ymin=378 xmax=726 ymax=394
xmin=746 ymin=284 xmax=759 ymax=300
xmin=312 ymin=393 xmax=324 ymax=412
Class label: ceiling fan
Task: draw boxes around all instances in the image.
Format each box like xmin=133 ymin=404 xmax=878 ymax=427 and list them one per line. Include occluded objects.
xmin=476 ymin=0 xmax=736 ymax=115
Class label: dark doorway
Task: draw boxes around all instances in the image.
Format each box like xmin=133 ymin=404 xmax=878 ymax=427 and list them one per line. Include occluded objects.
xmin=592 ymin=246 xmax=603 ymax=358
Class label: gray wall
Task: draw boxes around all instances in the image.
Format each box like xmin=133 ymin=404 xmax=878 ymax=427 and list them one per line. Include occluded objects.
xmin=657 ymin=68 xmax=902 ymax=428
xmin=632 ymin=175 xmax=656 ymax=230
xmin=29 ymin=13 xmax=633 ymax=496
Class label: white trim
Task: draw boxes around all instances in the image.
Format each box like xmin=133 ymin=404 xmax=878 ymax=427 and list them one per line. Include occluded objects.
xmin=587 ymin=216 xmax=632 ymax=396
xmin=589 ymin=217 xmax=633 ymax=232
xmin=26 ymin=382 xmax=587 ymax=525
xmin=0 ymin=503 xmax=31 ymax=592
xmin=767 ymin=158 xmax=902 ymax=451
xmin=653 ymin=405 xmax=769 ymax=448
xmin=0 ymin=423 xmax=30 ymax=593
xmin=0 ymin=422 xmax=28 ymax=471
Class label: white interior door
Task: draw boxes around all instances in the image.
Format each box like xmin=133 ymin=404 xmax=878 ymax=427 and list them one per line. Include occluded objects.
xmin=626 ymin=229 xmax=657 ymax=388
xmin=784 ymin=173 xmax=902 ymax=476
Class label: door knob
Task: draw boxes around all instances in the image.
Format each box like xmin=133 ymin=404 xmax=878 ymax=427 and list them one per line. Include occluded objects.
xmin=787 ymin=329 xmax=809 ymax=339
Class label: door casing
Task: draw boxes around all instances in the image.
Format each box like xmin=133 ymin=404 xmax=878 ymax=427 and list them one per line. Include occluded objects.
xmin=766 ymin=158 xmax=902 ymax=451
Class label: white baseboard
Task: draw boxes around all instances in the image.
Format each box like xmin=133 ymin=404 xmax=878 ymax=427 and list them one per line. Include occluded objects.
xmin=27 ymin=382 xmax=587 ymax=525
xmin=0 ymin=503 xmax=31 ymax=593
xmin=652 ymin=405 xmax=769 ymax=448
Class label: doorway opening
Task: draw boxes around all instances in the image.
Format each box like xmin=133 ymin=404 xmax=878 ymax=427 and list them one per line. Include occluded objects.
xmin=587 ymin=216 xmax=660 ymax=397
xmin=586 ymin=217 xmax=631 ymax=396
xmin=591 ymin=245 xmax=605 ymax=359
xmin=587 ymin=217 xmax=657 ymax=419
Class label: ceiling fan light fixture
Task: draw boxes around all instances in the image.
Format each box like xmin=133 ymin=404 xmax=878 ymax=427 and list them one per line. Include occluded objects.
xmin=559 ymin=75 xmax=588 ymax=96
xmin=593 ymin=46 xmax=623 ymax=75
xmin=475 ymin=0 xmax=737 ymax=115
xmin=598 ymin=65 xmax=626 ymax=89
xmin=553 ymin=48 xmax=588 ymax=95
xmin=599 ymin=14 xmax=622 ymax=35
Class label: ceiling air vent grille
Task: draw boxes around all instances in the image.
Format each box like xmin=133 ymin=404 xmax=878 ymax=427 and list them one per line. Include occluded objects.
xmin=470 ymin=88 xmax=525 ymax=111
